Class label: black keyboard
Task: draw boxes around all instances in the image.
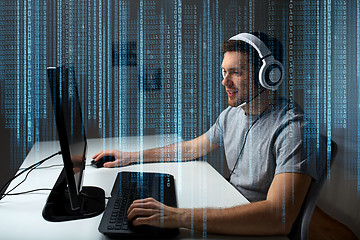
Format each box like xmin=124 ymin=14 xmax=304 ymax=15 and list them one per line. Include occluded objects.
xmin=106 ymin=182 xmax=138 ymax=231
xmin=98 ymin=171 xmax=179 ymax=238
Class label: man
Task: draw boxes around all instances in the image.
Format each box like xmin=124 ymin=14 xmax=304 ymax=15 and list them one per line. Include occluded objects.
xmin=93 ymin=32 xmax=316 ymax=236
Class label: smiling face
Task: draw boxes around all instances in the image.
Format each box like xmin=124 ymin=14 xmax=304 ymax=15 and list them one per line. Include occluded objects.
xmin=221 ymin=51 xmax=258 ymax=107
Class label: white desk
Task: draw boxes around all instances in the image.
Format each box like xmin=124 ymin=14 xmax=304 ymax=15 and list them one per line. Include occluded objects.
xmin=0 ymin=135 xmax=287 ymax=240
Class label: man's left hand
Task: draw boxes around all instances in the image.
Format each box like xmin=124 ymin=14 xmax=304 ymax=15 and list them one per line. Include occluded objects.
xmin=127 ymin=197 xmax=183 ymax=228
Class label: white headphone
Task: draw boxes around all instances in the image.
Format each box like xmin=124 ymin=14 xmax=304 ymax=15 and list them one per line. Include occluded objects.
xmin=227 ymin=33 xmax=284 ymax=91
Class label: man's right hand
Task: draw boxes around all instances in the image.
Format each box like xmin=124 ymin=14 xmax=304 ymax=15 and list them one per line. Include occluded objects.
xmin=92 ymin=150 xmax=139 ymax=168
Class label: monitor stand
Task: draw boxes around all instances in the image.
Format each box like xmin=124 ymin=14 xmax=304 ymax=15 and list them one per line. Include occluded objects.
xmin=42 ymin=169 xmax=105 ymax=222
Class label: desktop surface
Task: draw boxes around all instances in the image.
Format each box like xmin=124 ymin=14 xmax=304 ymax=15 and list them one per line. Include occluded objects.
xmin=0 ymin=135 xmax=287 ymax=240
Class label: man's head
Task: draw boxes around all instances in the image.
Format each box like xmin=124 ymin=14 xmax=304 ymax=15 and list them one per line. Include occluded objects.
xmin=221 ymin=32 xmax=283 ymax=107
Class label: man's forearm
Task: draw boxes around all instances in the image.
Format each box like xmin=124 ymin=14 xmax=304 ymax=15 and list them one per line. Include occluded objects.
xmin=140 ymin=141 xmax=203 ymax=163
xmin=138 ymin=135 xmax=214 ymax=164
xmin=177 ymin=173 xmax=311 ymax=236
xmin=178 ymin=201 xmax=291 ymax=236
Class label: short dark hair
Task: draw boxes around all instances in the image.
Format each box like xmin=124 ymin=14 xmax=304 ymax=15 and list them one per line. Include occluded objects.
xmin=222 ymin=32 xmax=283 ymax=84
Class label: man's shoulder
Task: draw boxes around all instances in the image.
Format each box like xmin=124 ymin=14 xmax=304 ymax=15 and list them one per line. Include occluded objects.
xmin=260 ymin=98 xmax=306 ymax=136
xmin=274 ymin=98 xmax=304 ymax=123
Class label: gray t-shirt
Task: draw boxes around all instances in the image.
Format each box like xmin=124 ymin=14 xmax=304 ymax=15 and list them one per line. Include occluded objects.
xmin=206 ymin=99 xmax=317 ymax=202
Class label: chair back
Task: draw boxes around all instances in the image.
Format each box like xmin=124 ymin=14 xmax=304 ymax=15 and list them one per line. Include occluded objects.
xmin=288 ymin=137 xmax=338 ymax=240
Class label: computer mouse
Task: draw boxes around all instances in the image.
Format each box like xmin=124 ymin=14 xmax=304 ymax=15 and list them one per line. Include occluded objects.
xmin=91 ymin=156 xmax=116 ymax=168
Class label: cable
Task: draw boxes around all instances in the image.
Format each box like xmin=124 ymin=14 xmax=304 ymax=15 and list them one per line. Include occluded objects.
xmin=19 ymin=164 xmax=63 ymax=170
xmin=228 ymin=99 xmax=274 ymax=181
xmin=4 ymin=164 xmax=39 ymax=197
xmin=19 ymin=162 xmax=95 ymax=170
xmin=2 ymin=188 xmax=52 ymax=197
xmin=0 ymin=151 xmax=61 ymax=201
xmin=19 ymin=163 xmax=93 ymax=170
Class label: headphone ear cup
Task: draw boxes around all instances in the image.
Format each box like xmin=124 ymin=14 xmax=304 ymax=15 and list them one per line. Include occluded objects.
xmin=259 ymin=59 xmax=283 ymax=90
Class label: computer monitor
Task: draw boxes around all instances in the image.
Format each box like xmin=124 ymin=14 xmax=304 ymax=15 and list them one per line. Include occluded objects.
xmin=42 ymin=66 xmax=105 ymax=222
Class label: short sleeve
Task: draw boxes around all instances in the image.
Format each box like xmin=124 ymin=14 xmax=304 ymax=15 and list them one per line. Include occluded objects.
xmin=273 ymin=118 xmax=317 ymax=180
xmin=205 ymin=115 xmax=224 ymax=146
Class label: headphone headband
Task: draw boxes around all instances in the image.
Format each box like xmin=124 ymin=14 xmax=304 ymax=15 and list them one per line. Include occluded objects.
xmin=229 ymin=33 xmax=273 ymax=59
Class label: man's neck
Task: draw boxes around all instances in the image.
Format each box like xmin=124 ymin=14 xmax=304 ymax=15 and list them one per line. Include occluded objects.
xmin=241 ymin=90 xmax=277 ymax=116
